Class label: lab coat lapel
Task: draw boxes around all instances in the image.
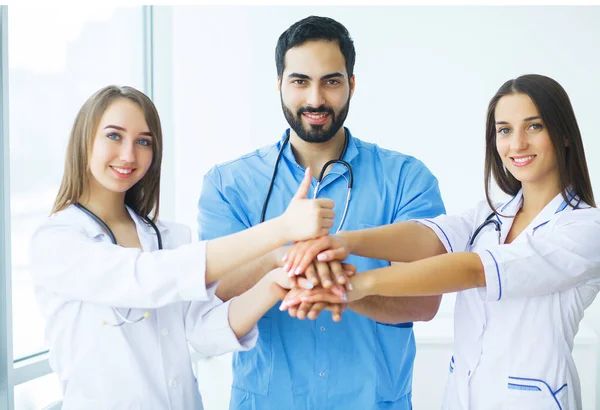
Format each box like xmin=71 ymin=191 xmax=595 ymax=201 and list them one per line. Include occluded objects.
xmin=495 ymin=190 xmax=523 ymax=244
xmin=525 ymin=191 xmax=579 ymax=236
xmin=126 ymin=206 xmax=167 ymax=252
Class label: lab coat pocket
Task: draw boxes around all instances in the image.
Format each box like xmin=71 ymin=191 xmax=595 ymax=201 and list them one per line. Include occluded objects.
xmin=232 ymin=317 xmax=272 ymax=396
xmin=374 ymin=322 xmax=415 ymax=403
xmin=506 ymin=377 xmax=568 ymax=410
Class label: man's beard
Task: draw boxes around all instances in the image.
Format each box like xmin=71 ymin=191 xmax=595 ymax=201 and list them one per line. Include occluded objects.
xmin=281 ymin=97 xmax=350 ymax=143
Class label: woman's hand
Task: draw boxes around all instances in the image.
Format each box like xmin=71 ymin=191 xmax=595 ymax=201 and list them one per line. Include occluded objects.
xmin=280 ymin=287 xmax=347 ymax=322
xmin=282 ymin=272 xmax=373 ymax=307
xmin=283 ymin=235 xmax=350 ymax=276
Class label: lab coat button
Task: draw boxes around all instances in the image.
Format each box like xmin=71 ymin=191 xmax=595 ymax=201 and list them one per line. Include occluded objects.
xmin=319 ymin=371 xmax=325 ymax=377
xmin=320 ymin=326 xmax=326 ymax=332
xmin=161 ymin=328 xmax=169 ymax=336
xmin=169 ymin=379 xmax=178 ymax=388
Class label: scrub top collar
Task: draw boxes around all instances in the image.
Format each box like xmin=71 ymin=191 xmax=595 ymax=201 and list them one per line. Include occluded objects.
xmin=278 ymin=127 xmax=359 ymax=194
xmin=279 ymin=126 xmax=360 ymax=168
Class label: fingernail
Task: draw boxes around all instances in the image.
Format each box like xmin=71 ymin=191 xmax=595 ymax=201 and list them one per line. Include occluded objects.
xmin=317 ymin=254 xmax=326 ymax=261
xmin=303 ymin=282 xmax=314 ymax=290
xmin=348 ymin=283 xmax=354 ymax=291
xmin=301 ymin=297 xmax=309 ymax=302
xmin=295 ymin=267 xmax=302 ymax=275
xmin=279 ymin=302 xmax=287 ymax=310
xmin=343 ymin=294 xmax=347 ymax=301
xmin=323 ymin=280 xmax=333 ymax=288
xmin=283 ymin=263 xmax=290 ymax=272
xmin=337 ymin=277 xmax=346 ymax=284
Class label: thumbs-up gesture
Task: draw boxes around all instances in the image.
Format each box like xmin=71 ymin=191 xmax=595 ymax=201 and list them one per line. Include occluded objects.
xmin=280 ymin=168 xmax=335 ymax=242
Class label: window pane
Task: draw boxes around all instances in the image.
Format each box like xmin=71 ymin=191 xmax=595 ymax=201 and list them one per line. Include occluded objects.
xmin=14 ymin=372 xmax=61 ymax=410
xmin=9 ymin=5 xmax=145 ymax=361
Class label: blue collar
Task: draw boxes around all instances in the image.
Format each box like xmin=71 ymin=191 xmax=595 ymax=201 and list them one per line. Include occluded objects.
xmin=278 ymin=127 xmax=359 ymax=168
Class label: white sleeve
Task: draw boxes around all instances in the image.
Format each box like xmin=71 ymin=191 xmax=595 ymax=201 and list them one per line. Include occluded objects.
xmin=414 ymin=205 xmax=480 ymax=253
xmin=30 ymin=221 xmax=210 ymax=308
xmin=184 ymin=292 xmax=258 ymax=357
xmin=476 ymin=209 xmax=600 ymax=302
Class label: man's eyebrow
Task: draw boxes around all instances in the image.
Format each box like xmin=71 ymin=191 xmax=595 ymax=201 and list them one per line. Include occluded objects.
xmin=287 ymin=73 xmax=310 ymax=79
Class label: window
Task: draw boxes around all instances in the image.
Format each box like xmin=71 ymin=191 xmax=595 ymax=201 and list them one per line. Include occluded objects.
xmin=1 ymin=5 xmax=150 ymax=409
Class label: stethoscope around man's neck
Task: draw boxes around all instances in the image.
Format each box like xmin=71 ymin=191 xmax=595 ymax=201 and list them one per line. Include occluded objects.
xmin=260 ymin=130 xmax=354 ymax=234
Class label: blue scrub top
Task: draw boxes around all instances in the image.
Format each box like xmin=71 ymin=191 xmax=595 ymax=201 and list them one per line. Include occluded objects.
xmin=198 ymin=128 xmax=446 ymax=410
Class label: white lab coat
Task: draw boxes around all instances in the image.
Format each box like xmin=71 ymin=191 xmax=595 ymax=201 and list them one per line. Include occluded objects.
xmin=418 ymin=190 xmax=600 ymax=410
xmin=29 ymin=205 xmax=258 ymax=410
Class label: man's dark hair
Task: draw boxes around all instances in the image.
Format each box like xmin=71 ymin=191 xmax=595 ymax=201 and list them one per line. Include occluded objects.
xmin=275 ymin=16 xmax=356 ymax=78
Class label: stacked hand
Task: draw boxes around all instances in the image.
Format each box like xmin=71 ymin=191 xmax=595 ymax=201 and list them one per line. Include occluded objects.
xmin=283 ymin=235 xmax=350 ymax=274
xmin=278 ymin=235 xmax=355 ymax=322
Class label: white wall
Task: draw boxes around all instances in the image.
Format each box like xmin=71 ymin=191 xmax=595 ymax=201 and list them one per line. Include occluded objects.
xmin=157 ymin=5 xmax=600 ymax=409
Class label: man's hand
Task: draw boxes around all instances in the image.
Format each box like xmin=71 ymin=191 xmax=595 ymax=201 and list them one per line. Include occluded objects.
xmin=279 ymin=168 xmax=336 ymax=242
xmin=266 ymin=268 xmax=315 ymax=299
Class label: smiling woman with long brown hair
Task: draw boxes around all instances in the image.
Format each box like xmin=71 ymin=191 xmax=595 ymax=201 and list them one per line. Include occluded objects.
xmin=29 ymin=85 xmax=346 ymax=409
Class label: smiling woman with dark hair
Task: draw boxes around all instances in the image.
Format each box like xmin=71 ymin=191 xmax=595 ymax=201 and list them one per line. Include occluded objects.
xmin=283 ymin=74 xmax=600 ymax=410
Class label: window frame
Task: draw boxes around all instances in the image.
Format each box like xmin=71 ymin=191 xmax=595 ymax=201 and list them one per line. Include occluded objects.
xmin=1 ymin=6 xmax=14 ymax=408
